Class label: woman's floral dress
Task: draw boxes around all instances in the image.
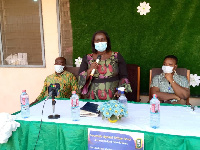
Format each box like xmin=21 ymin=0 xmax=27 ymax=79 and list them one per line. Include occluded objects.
xmin=78 ymin=51 xmax=132 ymax=100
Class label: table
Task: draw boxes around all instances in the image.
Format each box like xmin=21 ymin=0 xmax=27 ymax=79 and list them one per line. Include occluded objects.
xmin=0 ymin=99 xmax=200 ymax=150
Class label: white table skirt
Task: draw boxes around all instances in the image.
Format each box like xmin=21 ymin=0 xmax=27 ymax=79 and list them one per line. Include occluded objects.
xmin=15 ymin=100 xmax=200 ymax=137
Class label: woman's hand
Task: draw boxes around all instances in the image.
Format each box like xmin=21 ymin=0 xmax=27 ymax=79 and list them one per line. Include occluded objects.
xmin=164 ymin=73 xmax=190 ymax=100
xmin=165 ymin=73 xmax=174 ymax=83
xmin=88 ymin=62 xmax=98 ymax=73
xmin=174 ymin=95 xmax=181 ymax=101
xmin=114 ymin=91 xmax=121 ymax=98
xmin=86 ymin=62 xmax=99 ymax=79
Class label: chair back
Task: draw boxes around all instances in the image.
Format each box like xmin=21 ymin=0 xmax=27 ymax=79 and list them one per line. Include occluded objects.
xmin=125 ymin=64 xmax=140 ymax=102
xmin=149 ymin=68 xmax=190 ymax=104
xmin=65 ymin=67 xmax=80 ymax=79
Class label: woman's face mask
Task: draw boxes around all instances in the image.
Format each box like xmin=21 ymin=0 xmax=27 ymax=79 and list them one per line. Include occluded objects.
xmin=94 ymin=42 xmax=107 ymax=52
xmin=162 ymin=65 xmax=174 ymax=73
xmin=54 ymin=65 xmax=65 ymax=73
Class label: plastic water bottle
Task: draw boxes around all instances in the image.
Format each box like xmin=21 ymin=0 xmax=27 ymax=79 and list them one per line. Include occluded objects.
xmin=150 ymin=94 xmax=160 ymax=129
xmin=70 ymin=91 xmax=80 ymax=121
xmin=118 ymin=87 xmax=127 ymax=107
xmin=20 ymin=90 xmax=30 ymax=118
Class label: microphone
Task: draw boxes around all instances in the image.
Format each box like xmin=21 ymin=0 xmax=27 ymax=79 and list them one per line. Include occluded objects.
xmin=47 ymin=83 xmax=61 ymax=119
xmin=48 ymin=83 xmax=60 ymax=99
xmin=90 ymin=55 xmax=101 ymax=76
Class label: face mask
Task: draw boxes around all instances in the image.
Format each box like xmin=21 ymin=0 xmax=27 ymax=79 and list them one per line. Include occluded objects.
xmin=94 ymin=42 xmax=107 ymax=52
xmin=54 ymin=65 xmax=65 ymax=73
xmin=162 ymin=65 xmax=174 ymax=73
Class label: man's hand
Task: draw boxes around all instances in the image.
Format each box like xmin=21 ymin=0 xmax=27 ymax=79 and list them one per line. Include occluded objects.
xmin=29 ymin=99 xmax=39 ymax=106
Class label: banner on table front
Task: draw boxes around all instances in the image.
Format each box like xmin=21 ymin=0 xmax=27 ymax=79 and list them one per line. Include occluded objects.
xmin=88 ymin=128 xmax=144 ymax=150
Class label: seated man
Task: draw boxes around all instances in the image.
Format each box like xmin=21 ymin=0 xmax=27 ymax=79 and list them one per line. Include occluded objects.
xmin=30 ymin=57 xmax=79 ymax=105
xmin=150 ymin=55 xmax=190 ymax=105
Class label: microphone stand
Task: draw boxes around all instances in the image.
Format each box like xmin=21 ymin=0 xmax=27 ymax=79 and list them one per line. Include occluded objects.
xmin=48 ymin=89 xmax=60 ymax=119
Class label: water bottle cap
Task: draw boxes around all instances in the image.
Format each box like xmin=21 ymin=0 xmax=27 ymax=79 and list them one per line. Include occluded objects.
xmin=72 ymin=91 xmax=76 ymax=94
xmin=120 ymin=91 xmax=125 ymax=94
xmin=22 ymin=90 xmax=26 ymax=93
xmin=117 ymin=87 xmax=125 ymax=91
xmin=153 ymin=94 xmax=157 ymax=98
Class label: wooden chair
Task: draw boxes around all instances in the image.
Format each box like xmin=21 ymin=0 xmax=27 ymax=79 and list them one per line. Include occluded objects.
xmin=149 ymin=68 xmax=190 ymax=105
xmin=66 ymin=66 xmax=84 ymax=99
xmin=65 ymin=66 xmax=80 ymax=79
xmin=125 ymin=64 xmax=140 ymax=102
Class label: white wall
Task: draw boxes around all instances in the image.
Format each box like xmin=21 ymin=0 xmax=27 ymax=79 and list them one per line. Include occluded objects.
xmin=0 ymin=0 xmax=59 ymax=114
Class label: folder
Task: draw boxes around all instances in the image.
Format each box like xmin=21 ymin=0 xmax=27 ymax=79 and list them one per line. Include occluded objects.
xmin=80 ymin=102 xmax=100 ymax=117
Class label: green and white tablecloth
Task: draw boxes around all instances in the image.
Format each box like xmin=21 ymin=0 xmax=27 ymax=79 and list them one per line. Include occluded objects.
xmin=0 ymin=99 xmax=200 ymax=150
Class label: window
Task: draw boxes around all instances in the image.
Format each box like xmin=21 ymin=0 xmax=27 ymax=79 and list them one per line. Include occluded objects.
xmin=57 ymin=0 xmax=73 ymax=66
xmin=0 ymin=0 xmax=45 ymax=67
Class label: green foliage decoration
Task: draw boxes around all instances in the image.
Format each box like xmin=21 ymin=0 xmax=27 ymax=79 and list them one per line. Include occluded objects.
xmin=70 ymin=0 xmax=200 ymax=96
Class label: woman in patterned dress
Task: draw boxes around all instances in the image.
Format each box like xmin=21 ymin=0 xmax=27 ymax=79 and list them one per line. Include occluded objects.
xmin=78 ymin=30 xmax=132 ymax=100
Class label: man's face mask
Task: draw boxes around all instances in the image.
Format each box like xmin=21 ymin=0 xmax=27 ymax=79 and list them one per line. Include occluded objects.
xmin=162 ymin=65 xmax=174 ymax=74
xmin=54 ymin=65 xmax=65 ymax=73
xmin=94 ymin=42 xmax=107 ymax=52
